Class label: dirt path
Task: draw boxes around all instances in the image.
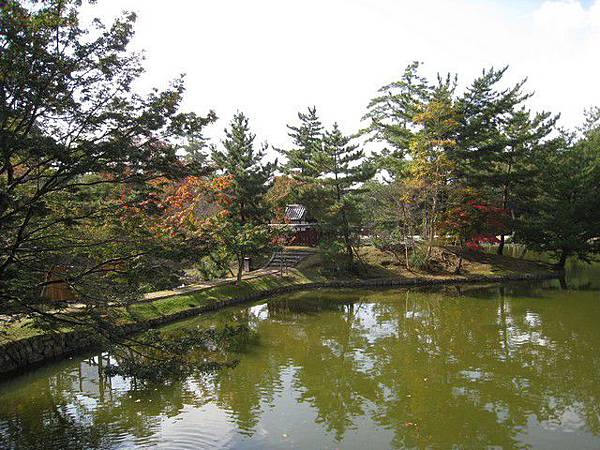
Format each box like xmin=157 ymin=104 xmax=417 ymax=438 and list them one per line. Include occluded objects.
xmin=140 ymin=268 xmax=281 ymax=302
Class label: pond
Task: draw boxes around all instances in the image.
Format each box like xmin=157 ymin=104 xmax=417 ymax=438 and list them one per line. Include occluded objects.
xmin=1 ymin=262 xmax=599 ymax=449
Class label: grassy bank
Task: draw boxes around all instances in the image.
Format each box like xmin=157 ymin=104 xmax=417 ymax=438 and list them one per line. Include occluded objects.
xmin=0 ymin=269 xmax=313 ymax=345
xmin=295 ymin=245 xmax=556 ymax=281
xmin=120 ymin=270 xmax=313 ymax=322
xmin=0 ymin=246 xmax=557 ymax=346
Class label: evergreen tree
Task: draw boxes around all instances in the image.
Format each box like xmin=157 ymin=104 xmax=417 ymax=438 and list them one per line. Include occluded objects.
xmin=516 ymin=114 xmax=600 ymax=267
xmin=363 ymin=64 xmax=461 ymax=258
xmin=211 ymin=112 xmax=276 ymax=281
xmin=212 ymin=112 xmax=275 ymax=224
xmin=278 ymin=106 xmax=323 ymax=177
xmin=361 ymin=61 xmax=431 ymax=179
xmin=454 ymin=68 xmax=557 ymax=254
xmin=313 ymin=123 xmax=375 ymax=270
xmin=494 ymin=109 xmax=558 ymax=254
xmin=182 ymin=136 xmax=213 ymax=176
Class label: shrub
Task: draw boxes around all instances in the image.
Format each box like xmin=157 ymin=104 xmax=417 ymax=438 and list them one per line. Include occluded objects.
xmin=409 ymin=246 xmax=430 ymax=270
xmin=319 ymin=240 xmax=351 ymax=275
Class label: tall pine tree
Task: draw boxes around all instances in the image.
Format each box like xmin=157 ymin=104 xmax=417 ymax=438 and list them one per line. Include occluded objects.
xmin=212 ymin=112 xmax=275 ymax=224
xmin=516 ymin=120 xmax=600 ymax=267
xmin=211 ymin=113 xmax=276 ymax=281
xmin=313 ymin=123 xmax=375 ymax=269
xmin=454 ymin=68 xmax=557 ymax=254
xmin=361 ymin=61 xmax=431 ymax=180
xmin=278 ymin=106 xmax=323 ymax=177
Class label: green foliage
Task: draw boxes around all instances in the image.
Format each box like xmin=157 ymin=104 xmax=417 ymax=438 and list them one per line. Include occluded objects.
xmin=275 ymin=107 xmax=375 ymax=271
xmin=363 ymin=65 xmax=462 ymax=257
xmin=210 ymin=113 xmax=277 ymax=281
xmin=0 ymin=0 xmax=215 ymax=326
xmin=515 ymin=121 xmax=600 ymax=267
xmin=361 ymin=61 xmax=431 ymax=167
xmin=454 ymin=67 xmax=558 ymax=253
xmin=1 ymin=0 xmax=599 ymax=342
xmin=318 ymin=240 xmax=350 ymax=275
xmin=212 ymin=112 xmax=276 ymax=224
xmin=306 ymin=123 xmax=375 ymax=270
xmin=362 ymin=180 xmax=418 ymax=267
xmin=277 ymin=106 xmax=323 ymax=177
xmin=207 ymin=215 xmax=274 ymax=281
xmin=408 ymin=245 xmax=430 ymax=270
xmin=361 ymin=62 xmax=597 ymax=268
xmin=193 ymin=250 xmax=234 ymax=281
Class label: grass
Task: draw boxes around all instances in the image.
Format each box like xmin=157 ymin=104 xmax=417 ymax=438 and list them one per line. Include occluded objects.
xmin=0 ymin=270 xmax=313 ymax=344
xmin=121 ymin=270 xmax=312 ymax=322
xmin=286 ymin=245 xmax=554 ymax=282
xmin=354 ymin=245 xmax=554 ymax=279
xmin=0 ymin=319 xmax=47 ymax=342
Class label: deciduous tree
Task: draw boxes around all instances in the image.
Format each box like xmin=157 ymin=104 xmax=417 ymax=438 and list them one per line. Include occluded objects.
xmin=0 ymin=0 xmax=214 ymax=327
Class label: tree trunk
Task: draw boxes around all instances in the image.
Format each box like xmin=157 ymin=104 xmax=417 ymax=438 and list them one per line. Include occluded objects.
xmin=401 ymin=203 xmax=410 ymax=270
xmin=497 ymin=183 xmax=510 ymax=255
xmin=427 ymin=194 xmax=437 ymax=258
xmin=236 ymin=256 xmax=243 ymax=283
xmin=497 ymin=234 xmax=505 ymax=255
xmin=519 ymin=246 xmax=528 ymax=259
xmin=346 ymin=240 xmax=354 ymax=271
xmin=342 ymin=214 xmax=354 ymax=272
xmin=557 ymin=251 xmax=568 ymax=269
xmin=454 ymin=255 xmax=463 ymax=274
xmin=559 ymin=276 xmax=568 ymax=290
xmin=337 ymin=180 xmax=353 ymax=272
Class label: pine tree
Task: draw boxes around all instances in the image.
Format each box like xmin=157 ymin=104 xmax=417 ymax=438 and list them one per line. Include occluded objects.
xmin=211 ymin=112 xmax=276 ymax=281
xmin=363 ymin=64 xmax=461 ymax=258
xmin=278 ymin=106 xmax=323 ymax=177
xmin=454 ymin=68 xmax=557 ymax=254
xmin=212 ymin=112 xmax=275 ymax=224
xmin=361 ymin=61 xmax=431 ymax=179
xmin=516 ymin=121 xmax=600 ymax=267
xmin=314 ymin=123 xmax=375 ymax=269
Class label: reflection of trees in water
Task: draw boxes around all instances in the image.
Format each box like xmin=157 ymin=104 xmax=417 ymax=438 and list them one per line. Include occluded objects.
xmin=371 ymin=290 xmax=600 ymax=448
xmin=211 ymin=289 xmax=600 ymax=448
xmin=281 ymin=302 xmax=380 ymax=440
xmin=0 ymin=354 xmax=215 ymax=449
xmin=1 ymin=286 xmax=600 ymax=448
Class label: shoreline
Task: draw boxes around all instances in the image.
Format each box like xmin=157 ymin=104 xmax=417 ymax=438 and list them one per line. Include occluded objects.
xmin=0 ymin=270 xmax=560 ymax=378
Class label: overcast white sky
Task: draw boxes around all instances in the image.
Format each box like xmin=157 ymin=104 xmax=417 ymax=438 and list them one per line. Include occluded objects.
xmin=83 ymin=0 xmax=600 ymax=152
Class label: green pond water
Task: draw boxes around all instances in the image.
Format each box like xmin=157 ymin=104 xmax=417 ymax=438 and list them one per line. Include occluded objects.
xmin=1 ymin=262 xmax=600 ymax=449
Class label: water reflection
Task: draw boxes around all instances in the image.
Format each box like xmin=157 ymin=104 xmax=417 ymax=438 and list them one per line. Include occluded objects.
xmin=1 ymin=276 xmax=600 ymax=449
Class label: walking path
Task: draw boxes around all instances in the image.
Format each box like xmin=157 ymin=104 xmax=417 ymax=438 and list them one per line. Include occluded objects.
xmin=0 ymin=250 xmax=316 ymax=318
xmin=142 ymin=250 xmax=314 ymax=303
xmin=141 ymin=268 xmax=280 ymax=302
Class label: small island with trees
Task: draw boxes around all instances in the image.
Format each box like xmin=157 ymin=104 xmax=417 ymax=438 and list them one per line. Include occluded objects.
xmin=1 ymin=0 xmax=599 ymax=374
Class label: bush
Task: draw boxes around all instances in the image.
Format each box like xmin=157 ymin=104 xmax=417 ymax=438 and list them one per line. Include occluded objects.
xmin=319 ymin=240 xmax=351 ymax=275
xmin=409 ymin=246 xmax=430 ymax=270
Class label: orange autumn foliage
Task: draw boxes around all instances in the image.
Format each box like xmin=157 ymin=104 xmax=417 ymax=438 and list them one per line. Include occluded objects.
xmin=118 ymin=175 xmax=235 ymax=238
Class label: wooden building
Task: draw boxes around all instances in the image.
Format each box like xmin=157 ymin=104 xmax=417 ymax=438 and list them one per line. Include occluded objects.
xmin=280 ymin=204 xmax=319 ymax=246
